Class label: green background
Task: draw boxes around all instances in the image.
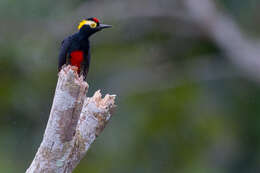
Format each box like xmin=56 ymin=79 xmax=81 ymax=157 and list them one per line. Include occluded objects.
xmin=0 ymin=0 xmax=260 ymax=172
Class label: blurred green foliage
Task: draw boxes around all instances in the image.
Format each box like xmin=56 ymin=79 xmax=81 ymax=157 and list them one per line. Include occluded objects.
xmin=1 ymin=0 xmax=260 ymax=172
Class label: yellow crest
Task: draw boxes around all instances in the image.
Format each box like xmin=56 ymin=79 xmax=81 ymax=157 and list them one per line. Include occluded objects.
xmin=78 ymin=20 xmax=97 ymax=30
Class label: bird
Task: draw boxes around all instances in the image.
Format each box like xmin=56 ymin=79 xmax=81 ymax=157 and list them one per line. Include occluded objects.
xmin=58 ymin=17 xmax=112 ymax=80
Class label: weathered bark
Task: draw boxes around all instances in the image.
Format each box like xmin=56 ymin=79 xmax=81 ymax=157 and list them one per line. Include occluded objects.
xmin=61 ymin=91 xmax=116 ymax=172
xmin=26 ymin=65 xmax=116 ymax=173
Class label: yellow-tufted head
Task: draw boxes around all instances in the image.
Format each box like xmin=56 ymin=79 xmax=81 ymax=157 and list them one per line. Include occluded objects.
xmin=77 ymin=17 xmax=112 ymax=31
xmin=78 ymin=20 xmax=97 ymax=30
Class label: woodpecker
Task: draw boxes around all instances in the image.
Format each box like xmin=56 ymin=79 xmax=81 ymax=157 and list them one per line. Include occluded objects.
xmin=58 ymin=17 xmax=112 ymax=80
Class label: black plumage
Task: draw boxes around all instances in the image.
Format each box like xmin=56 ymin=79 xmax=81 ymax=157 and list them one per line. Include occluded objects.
xmin=58 ymin=17 xmax=112 ymax=80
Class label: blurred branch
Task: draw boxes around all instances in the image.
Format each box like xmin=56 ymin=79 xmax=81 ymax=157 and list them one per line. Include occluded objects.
xmin=26 ymin=66 xmax=116 ymax=173
xmin=184 ymin=0 xmax=260 ymax=82
xmin=73 ymin=0 xmax=260 ymax=83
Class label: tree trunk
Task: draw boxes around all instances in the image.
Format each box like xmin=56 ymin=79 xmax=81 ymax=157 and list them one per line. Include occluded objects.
xmin=26 ymin=65 xmax=116 ymax=173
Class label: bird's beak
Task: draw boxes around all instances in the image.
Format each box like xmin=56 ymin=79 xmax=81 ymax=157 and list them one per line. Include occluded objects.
xmin=99 ymin=24 xmax=112 ymax=30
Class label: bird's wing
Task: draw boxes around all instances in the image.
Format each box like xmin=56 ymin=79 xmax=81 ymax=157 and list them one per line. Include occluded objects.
xmin=58 ymin=36 xmax=73 ymax=71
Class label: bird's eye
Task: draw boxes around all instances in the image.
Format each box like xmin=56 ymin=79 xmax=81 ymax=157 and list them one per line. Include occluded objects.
xmin=78 ymin=20 xmax=97 ymax=30
xmin=89 ymin=22 xmax=97 ymax=28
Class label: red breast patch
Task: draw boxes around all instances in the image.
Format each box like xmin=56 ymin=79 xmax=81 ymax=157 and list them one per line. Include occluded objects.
xmin=70 ymin=51 xmax=84 ymax=73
